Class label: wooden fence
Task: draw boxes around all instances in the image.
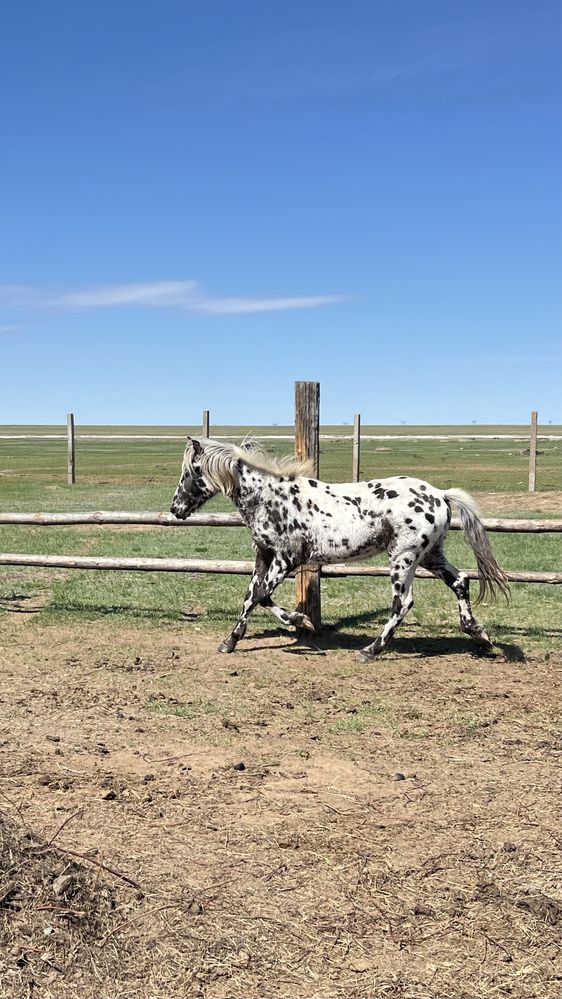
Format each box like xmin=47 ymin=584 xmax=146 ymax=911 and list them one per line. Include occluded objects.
xmin=1 ymin=386 xmax=561 ymax=629
xmin=1 ymin=511 xmax=561 ymax=589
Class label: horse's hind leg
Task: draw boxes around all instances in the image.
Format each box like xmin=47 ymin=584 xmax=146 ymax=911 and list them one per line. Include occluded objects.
xmin=421 ymin=550 xmax=491 ymax=645
xmin=260 ymin=597 xmax=315 ymax=632
xmin=358 ymin=555 xmax=418 ymax=661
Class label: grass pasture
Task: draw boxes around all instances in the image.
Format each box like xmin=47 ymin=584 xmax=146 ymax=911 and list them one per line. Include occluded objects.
xmin=0 ymin=428 xmax=561 ymax=998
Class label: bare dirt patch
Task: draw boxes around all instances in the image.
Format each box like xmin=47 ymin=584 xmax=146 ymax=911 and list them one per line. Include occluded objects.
xmin=1 ymin=618 xmax=561 ymax=998
xmin=476 ymin=491 xmax=562 ymax=515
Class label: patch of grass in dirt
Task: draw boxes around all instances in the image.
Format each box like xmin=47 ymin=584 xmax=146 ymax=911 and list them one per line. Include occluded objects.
xmin=144 ymin=695 xmax=222 ymax=719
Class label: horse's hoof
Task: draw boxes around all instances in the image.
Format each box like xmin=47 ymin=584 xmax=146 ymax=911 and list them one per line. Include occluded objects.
xmin=477 ymin=629 xmax=492 ymax=646
xmin=297 ymin=614 xmax=316 ymax=632
xmin=217 ymin=641 xmax=234 ymax=654
xmin=357 ymin=649 xmax=375 ymax=663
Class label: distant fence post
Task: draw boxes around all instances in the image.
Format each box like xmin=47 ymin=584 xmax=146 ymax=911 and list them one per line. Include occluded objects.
xmin=528 ymin=410 xmax=538 ymax=492
xmin=353 ymin=413 xmax=361 ymax=482
xmin=294 ymin=381 xmax=321 ymax=631
xmin=202 ymin=410 xmax=210 ymax=437
xmin=67 ymin=413 xmax=75 ymax=484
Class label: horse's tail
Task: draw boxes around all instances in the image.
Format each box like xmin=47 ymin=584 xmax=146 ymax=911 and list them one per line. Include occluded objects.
xmin=443 ymin=488 xmax=510 ymax=604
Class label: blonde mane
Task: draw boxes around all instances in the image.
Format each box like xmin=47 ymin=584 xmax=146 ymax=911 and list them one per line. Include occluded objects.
xmin=184 ymin=438 xmax=315 ymax=496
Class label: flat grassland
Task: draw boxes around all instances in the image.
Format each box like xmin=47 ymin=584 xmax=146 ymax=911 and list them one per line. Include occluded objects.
xmin=0 ymin=429 xmax=561 ymax=998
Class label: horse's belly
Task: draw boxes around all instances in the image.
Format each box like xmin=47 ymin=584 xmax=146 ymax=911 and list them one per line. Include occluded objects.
xmin=310 ymin=540 xmax=384 ymax=565
xmin=340 ymin=545 xmax=382 ymax=564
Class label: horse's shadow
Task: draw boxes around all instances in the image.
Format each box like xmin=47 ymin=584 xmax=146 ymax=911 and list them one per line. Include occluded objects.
xmin=244 ymin=608 xmax=526 ymax=662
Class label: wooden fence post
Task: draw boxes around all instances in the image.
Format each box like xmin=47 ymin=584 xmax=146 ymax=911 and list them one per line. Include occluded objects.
xmin=353 ymin=413 xmax=361 ymax=482
xmin=202 ymin=410 xmax=210 ymax=437
xmin=529 ymin=411 xmax=538 ymax=492
xmin=294 ymin=381 xmax=321 ymax=631
xmin=67 ymin=413 xmax=75 ymax=484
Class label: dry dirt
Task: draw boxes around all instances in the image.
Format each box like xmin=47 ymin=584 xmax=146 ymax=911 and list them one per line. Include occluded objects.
xmin=1 ymin=614 xmax=561 ymax=999
xmin=476 ymin=492 xmax=562 ymax=515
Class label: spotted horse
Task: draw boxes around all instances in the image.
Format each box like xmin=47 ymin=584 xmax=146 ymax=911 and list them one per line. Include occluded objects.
xmin=170 ymin=438 xmax=509 ymax=660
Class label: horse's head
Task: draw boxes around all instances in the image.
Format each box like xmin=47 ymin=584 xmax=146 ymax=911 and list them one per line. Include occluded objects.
xmin=170 ymin=437 xmax=218 ymax=519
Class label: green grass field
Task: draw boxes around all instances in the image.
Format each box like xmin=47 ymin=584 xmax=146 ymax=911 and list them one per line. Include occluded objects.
xmin=0 ymin=428 xmax=560 ymax=654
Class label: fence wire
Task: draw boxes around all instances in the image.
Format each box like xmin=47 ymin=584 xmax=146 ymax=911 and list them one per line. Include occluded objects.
xmin=246 ymin=433 xmax=560 ymax=493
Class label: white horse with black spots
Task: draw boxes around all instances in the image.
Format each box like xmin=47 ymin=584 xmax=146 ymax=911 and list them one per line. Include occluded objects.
xmin=170 ymin=438 xmax=509 ymax=660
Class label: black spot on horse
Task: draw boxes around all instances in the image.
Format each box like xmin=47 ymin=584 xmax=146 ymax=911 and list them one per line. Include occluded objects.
xmin=385 ymin=490 xmax=398 ymax=499
xmin=425 ymin=513 xmax=435 ymax=524
xmin=309 ymin=479 xmax=317 ymax=487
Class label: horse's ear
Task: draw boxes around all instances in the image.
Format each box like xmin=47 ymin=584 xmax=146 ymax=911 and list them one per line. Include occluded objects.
xmin=190 ymin=437 xmax=203 ymax=457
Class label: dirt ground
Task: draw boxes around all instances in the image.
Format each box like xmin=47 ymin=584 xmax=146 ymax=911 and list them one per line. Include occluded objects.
xmin=1 ymin=613 xmax=561 ymax=999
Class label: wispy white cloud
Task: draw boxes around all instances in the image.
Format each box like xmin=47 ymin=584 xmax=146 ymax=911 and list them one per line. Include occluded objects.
xmin=192 ymin=294 xmax=347 ymax=315
xmin=0 ymin=281 xmax=348 ymax=316
xmin=0 ymin=324 xmax=21 ymax=334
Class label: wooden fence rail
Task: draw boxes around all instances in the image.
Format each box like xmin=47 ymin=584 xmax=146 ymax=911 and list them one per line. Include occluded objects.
xmin=0 ymin=511 xmax=561 ymax=532
xmin=0 ymin=552 xmax=560 ymax=585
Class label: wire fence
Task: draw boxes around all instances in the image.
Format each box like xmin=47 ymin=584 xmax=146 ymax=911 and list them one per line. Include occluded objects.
xmin=1 ymin=418 xmax=561 ymax=494
xmin=244 ymin=434 xmax=561 ymax=493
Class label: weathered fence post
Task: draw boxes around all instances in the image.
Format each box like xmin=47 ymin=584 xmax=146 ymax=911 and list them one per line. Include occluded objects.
xmin=202 ymin=410 xmax=210 ymax=437
xmin=528 ymin=411 xmax=538 ymax=492
xmin=294 ymin=381 xmax=321 ymax=631
xmin=353 ymin=413 xmax=361 ymax=482
xmin=67 ymin=413 xmax=75 ymax=484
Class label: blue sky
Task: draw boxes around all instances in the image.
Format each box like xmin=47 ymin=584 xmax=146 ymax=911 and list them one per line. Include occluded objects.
xmin=1 ymin=0 xmax=560 ymax=425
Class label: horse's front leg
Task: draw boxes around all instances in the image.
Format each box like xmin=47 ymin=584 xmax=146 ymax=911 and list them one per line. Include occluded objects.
xmin=217 ymin=553 xmax=294 ymax=653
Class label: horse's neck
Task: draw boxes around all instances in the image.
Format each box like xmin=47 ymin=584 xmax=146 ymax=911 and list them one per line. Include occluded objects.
xmin=232 ymin=464 xmax=269 ymax=519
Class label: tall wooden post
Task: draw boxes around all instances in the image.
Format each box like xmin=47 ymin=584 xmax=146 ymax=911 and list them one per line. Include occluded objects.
xmin=294 ymin=381 xmax=321 ymax=631
xmin=67 ymin=413 xmax=75 ymax=484
xmin=202 ymin=410 xmax=210 ymax=438
xmin=528 ymin=410 xmax=538 ymax=492
xmin=352 ymin=413 xmax=361 ymax=482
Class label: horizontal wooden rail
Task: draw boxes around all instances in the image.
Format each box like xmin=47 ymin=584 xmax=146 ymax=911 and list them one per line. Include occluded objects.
xmin=0 ymin=552 xmax=560 ymax=584
xmin=0 ymin=511 xmax=244 ymax=527
xmin=0 ymin=511 xmax=561 ymax=533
